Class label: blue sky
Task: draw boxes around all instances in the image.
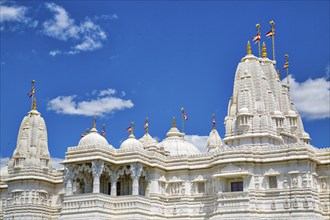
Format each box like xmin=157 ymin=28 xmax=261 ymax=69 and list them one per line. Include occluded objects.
xmin=1 ymin=1 xmax=329 ymax=163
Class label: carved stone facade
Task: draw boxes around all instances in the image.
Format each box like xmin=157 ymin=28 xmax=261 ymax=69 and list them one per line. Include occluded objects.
xmin=0 ymin=44 xmax=329 ymax=219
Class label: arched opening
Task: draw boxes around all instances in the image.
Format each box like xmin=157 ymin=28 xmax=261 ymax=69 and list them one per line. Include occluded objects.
xmin=139 ymin=176 xmax=147 ymax=196
xmin=117 ymin=173 xmax=132 ymax=196
xmin=100 ymin=172 xmax=111 ymax=195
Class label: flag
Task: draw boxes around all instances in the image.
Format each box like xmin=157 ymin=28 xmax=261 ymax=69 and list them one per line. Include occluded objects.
xmin=212 ymin=119 xmax=216 ymax=128
xmin=144 ymin=121 xmax=149 ymax=130
xmin=252 ymin=32 xmax=261 ymax=42
xmin=127 ymin=126 xmax=133 ymax=133
xmin=266 ymin=29 xmax=274 ymax=37
xmin=181 ymin=107 xmax=188 ymax=120
xmin=101 ymin=130 xmax=105 ymax=137
xmin=81 ymin=132 xmax=87 ymax=138
xmin=283 ymin=61 xmax=289 ymax=70
xmin=27 ymin=87 xmax=35 ymax=98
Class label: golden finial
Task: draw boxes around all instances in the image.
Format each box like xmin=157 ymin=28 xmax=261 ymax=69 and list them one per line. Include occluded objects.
xmin=256 ymin=23 xmax=260 ymax=28
xmin=92 ymin=116 xmax=96 ymax=129
xmin=262 ymin=42 xmax=267 ymax=58
xmin=172 ymin=117 xmax=176 ymax=128
xmin=32 ymin=98 xmax=37 ymax=110
xmin=247 ymin=41 xmax=252 ymax=55
xmin=270 ymin=20 xmax=275 ymax=27
xmin=285 ymin=53 xmax=289 ymax=59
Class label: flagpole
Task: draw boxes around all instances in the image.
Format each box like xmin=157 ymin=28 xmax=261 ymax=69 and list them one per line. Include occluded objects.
xmin=31 ymin=80 xmax=36 ymax=110
xmin=270 ymin=21 xmax=276 ymax=66
xmin=285 ymin=54 xmax=289 ymax=86
xmin=256 ymin=24 xmax=261 ymax=57
xmin=181 ymin=109 xmax=184 ymax=134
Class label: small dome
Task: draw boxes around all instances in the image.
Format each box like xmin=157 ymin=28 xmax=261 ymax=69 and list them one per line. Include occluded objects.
xmin=238 ymin=107 xmax=249 ymax=115
xmin=287 ymin=110 xmax=296 ymax=117
xmin=78 ymin=128 xmax=110 ymax=147
xmin=158 ymin=125 xmax=200 ymax=156
xmin=139 ymin=133 xmax=158 ymax=148
xmin=207 ymin=129 xmax=223 ymax=152
xmin=301 ymin=132 xmax=310 ymax=139
xmin=120 ymin=134 xmax=144 ymax=150
xmin=274 ymin=110 xmax=284 ymax=117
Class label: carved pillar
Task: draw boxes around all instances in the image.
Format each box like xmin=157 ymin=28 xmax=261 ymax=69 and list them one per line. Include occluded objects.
xmin=111 ymin=171 xmax=118 ymax=196
xmin=64 ymin=165 xmax=74 ymax=196
xmin=130 ymin=164 xmax=143 ymax=195
xmin=92 ymin=160 xmax=104 ymax=193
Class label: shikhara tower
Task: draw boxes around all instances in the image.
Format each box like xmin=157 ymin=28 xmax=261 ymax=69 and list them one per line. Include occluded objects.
xmin=1 ymin=40 xmax=329 ymax=220
xmin=224 ymin=42 xmax=310 ymax=147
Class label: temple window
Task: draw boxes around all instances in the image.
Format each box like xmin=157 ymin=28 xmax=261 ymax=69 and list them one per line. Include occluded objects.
xmin=230 ymin=181 xmax=243 ymax=192
xmin=268 ymin=176 xmax=278 ymax=189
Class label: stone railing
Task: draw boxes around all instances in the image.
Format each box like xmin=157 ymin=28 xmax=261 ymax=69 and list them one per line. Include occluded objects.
xmin=215 ymin=192 xmax=250 ymax=211
xmin=61 ymin=193 xmax=151 ymax=214
xmin=218 ymin=191 xmax=249 ymax=200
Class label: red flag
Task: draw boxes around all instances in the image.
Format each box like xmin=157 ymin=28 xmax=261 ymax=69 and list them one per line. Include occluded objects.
xmin=252 ymin=32 xmax=261 ymax=42
xmin=101 ymin=130 xmax=105 ymax=137
xmin=183 ymin=113 xmax=188 ymax=120
xmin=127 ymin=126 xmax=133 ymax=133
xmin=283 ymin=61 xmax=289 ymax=70
xmin=144 ymin=122 xmax=149 ymax=130
xmin=212 ymin=119 xmax=216 ymax=128
xmin=266 ymin=29 xmax=274 ymax=37
xmin=81 ymin=133 xmax=87 ymax=138
xmin=27 ymin=87 xmax=35 ymax=98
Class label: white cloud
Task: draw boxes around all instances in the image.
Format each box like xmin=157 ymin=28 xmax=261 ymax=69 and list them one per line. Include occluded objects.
xmin=185 ymin=135 xmax=208 ymax=153
xmin=99 ymin=88 xmax=116 ymax=96
xmin=43 ymin=3 xmax=107 ymax=55
xmin=51 ymin=157 xmax=64 ymax=170
xmin=282 ymin=74 xmax=330 ymax=120
xmin=0 ymin=157 xmax=10 ymax=169
xmin=93 ymin=14 xmax=119 ymax=21
xmin=49 ymin=49 xmax=61 ymax=56
xmin=0 ymin=3 xmax=38 ymax=30
xmin=48 ymin=95 xmax=134 ymax=117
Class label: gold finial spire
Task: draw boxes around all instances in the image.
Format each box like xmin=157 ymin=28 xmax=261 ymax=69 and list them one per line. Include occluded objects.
xmin=247 ymin=41 xmax=252 ymax=55
xmin=92 ymin=116 xmax=96 ymax=129
xmin=284 ymin=54 xmax=290 ymax=86
xmin=29 ymin=80 xmax=36 ymax=110
xmin=32 ymin=98 xmax=37 ymax=110
xmin=172 ymin=117 xmax=176 ymax=128
xmin=262 ymin=42 xmax=267 ymax=58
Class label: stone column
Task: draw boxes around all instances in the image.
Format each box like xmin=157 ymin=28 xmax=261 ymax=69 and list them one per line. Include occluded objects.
xmin=111 ymin=171 xmax=118 ymax=196
xmin=64 ymin=165 xmax=74 ymax=196
xmin=92 ymin=160 xmax=104 ymax=193
xmin=130 ymin=164 xmax=143 ymax=196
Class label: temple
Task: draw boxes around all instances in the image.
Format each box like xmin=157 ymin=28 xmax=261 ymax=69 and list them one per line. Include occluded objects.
xmin=0 ymin=42 xmax=329 ymax=220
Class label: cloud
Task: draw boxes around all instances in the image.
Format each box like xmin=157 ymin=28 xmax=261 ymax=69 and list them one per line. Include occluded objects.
xmin=282 ymin=74 xmax=330 ymax=120
xmin=92 ymin=14 xmax=119 ymax=21
xmin=43 ymin=3 xmax=107 ymax=55
xmin=0 ymin=157 xmax=10 ymax=169
xmin=99 ymin=88 xmax=116 ymax=96
xmin=0 ymin=3 xmax=38 ymax=31
xmin=51 ymin=157 xmax=64 ymax=170
xmin=185 ymin=135 xmax=208 ymax=153
xmin=48 ymin=93 xmax=134 ymax=117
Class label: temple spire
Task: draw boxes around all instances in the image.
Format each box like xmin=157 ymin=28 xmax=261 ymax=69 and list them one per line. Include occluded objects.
xmin=144 ymin=117 xmax=149 ymax=134
xmin=172 ymin=117 xmax=176 ymax=128
xmin=32 ymin=98 xmax=37 ymax=110
xmin=262 ymin=42 xmax=267 ymax=58
xmin=130 ymin=121 xmax=134 ymax=134
xmin=246 ymin=41 xmax=252 ymax=55
xmin=269 ymin=20 xmax=276 ymax=64
xmin=30 ymin=80 xmax=36 ymax=110
xmin=284 ymin=54 xmax=290 ymax=86
xmin=92 ymin=116 xmax=96 ymax=129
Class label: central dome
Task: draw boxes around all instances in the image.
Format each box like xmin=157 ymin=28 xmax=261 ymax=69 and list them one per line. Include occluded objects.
xmin=158 ymin=119 xmax=200 ymax=156
xmin=78 ymin=128 xmax=110 ymax=147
